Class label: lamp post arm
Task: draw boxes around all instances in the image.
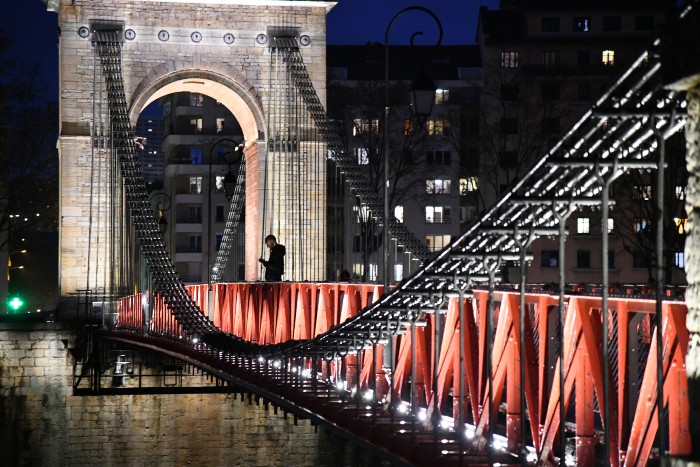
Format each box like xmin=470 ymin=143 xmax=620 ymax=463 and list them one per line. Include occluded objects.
xmin=383 ymin=6 xmax=443 ymax=288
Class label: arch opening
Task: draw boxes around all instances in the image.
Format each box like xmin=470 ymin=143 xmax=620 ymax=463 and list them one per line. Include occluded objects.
xmin=133 ymin=78 xmax=261 ymax=144
xmin=130 ymin=71 xmax=267 ymax=282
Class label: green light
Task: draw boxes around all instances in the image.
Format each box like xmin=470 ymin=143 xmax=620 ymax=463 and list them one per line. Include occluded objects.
xmin=8 ymin=296 xmax=24 ymax=312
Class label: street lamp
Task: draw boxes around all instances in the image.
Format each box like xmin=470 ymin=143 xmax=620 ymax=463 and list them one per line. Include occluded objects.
xmin=383 ymin=6 xmax=442 ymax=288
xmin=411 ymin=68 xmax=437 ymax=121
xmin=222 ymin=148 xmax=243 ymax=202
xmin=149 ymin=193 xmax=171 ymax=238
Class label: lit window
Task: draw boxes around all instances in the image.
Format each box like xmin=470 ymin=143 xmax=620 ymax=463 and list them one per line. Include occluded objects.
xmin=353 ymin=119 xmax=379 ymax=136
xmin=353 ymin=205 xmax=371 ymax=223
xmin=435 ymin=89 xmax=450 ymax=105
xmin=426 ymin=234 xmax=451 ymax=252
xmin=602 ymin=50 xmax=615 ymax=66
xmin=425 ymin=206 xmax=451 ymax=224
xmin=573 ymin=17 xmax=591 ymax=32
xmin=215 ymin=175 xmax=225 ymax=191
xmin=501 ymin=51 xmax=519 ymax=68
xmin=675 ymin=218 xmax=687 ymax=234
xmin=676 ymin=185 xmax=685 ymax=200
xmin=607 ymin=218 xmax=615 ymax=234
xmin=189 ymin=176 xmax=202 ymax=194
xmin=675 ymin=252 xmax=685 ymax=268
xmin=427 ymin=119 xmax=450 ymax=136
xmin=394 ymin=205 xmax=404 ymax=223
xmin=394 ymin=264 xmax=404 ymax=282
xmin=352 ymin=263 xmax=364 ymax=277
xmin=216 ymin=118 xmax=225 ymax=134
xmin=426 ymin=179 xmax=452 ymax=194
xmin=352 ymin=263 xmax=377 ymax=281
xmin=356 ymin=148 xmax=369 ymax=165
xmin=460 ymin=177 xmax=479 ymax=194
xmin=403 ymin=119 xmax=414 ymax=136
xmin=633 ymin=185 xmax=651 ymax=200
xmin=189 ymin=147 xmax=203 ymax=165
xmin=634 ymin=218 xmax=650 ymax=233
xmin=190 ymin=118 xmax=203 ymax=134
xmin=577 ymin=217 xmax=590 ymax=234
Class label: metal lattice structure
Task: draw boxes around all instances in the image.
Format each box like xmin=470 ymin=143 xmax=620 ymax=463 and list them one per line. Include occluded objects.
xmin=277 ymin=38 xmax=432 ymax=262
xmin=94 ymin=33 xmax=219 ymax=338
xmin=210 ymin=159 xmax=246 ymax=283
xmin=91 ymin=16 xmax=692 ymax=466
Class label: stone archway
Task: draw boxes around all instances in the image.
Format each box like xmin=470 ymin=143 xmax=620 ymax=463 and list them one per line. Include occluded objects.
xmin=50 ymin=0 xmax=331 ymax=296
xmin=129 ymin=68 xmax=267 ymax=281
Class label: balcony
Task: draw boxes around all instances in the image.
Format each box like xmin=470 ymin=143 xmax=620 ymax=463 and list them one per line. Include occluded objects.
xmin=521 ymin=63 xmax=619 ymax=77
xmin=174 ymin=105 xmax=204 ymax=118
xmin=175 ymin=222 xmax=203 ymax=234
xmin=175 ymin=245 xmax=202 ymax=254
xmin=176 ymin=215 xmax=203 ymax=224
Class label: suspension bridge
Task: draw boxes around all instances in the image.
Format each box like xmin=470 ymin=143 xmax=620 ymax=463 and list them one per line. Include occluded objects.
xmin=44 ymin=0 xmax=700 ymax=465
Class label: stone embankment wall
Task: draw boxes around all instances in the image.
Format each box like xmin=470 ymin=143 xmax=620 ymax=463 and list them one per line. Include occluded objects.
xmin=0 ymin=322 xmax=379 ymax=466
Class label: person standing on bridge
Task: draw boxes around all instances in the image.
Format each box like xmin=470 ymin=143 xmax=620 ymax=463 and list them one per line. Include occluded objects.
xmin=259 ymin=234 xmax=286 ymax=281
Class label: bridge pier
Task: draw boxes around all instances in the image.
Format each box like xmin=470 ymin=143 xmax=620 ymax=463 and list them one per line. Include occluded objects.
xmin=664 ymin=4 xmax=700 ymax=460
xmin=682 ymin=87 xmax=700 ymax=461
xmin=47 ymin=0 xmax=331 ymax=297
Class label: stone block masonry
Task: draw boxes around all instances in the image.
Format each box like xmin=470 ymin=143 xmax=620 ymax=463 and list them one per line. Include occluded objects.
xmin=51 ymin=0 xmax=330 ymax=293
xmin=0 ymin=323 xmax=384 ymax=466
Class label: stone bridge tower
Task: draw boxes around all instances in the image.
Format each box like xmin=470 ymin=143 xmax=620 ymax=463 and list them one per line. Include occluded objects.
xmin=43 ymin=0 xmax=333 ymax=296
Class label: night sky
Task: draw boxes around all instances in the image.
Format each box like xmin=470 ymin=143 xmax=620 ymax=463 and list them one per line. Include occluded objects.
xmin=1 ymin=0 xmax=498 ymax=103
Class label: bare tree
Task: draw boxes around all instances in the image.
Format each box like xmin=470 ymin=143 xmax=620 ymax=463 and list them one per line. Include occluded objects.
xmin=327 ymin=79 xmax=431 ymax=279
xmin=478 ymin=55 xmax=585 ymax=207
xmin=0 ymin=31 xmax=59 ymax=251
xmin=612 ymin=133 xmax=688 ymax=283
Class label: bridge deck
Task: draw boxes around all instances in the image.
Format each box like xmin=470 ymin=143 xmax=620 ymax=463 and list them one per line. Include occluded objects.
xmin=109 ymin=282 xmax=689 ymax=467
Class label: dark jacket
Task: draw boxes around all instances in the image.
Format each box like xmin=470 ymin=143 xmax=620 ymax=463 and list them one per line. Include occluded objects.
xmin=262 ymin=244 xmax=285 ymax=281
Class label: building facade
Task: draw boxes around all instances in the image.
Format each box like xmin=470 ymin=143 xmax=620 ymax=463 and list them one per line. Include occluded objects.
xmin=160 ymin=92 xmax=245 ymax=284
xmin=476 ymin=0 xmax=686 ymax=285
xmin=134 ymin=114 xmax=166 ymax=185
xmin=326 ymin=45 xmax=482 ymax=282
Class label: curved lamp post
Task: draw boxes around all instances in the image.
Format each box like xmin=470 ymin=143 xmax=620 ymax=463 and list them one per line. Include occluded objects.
xmin=149 ymin=192 xmax=171 ymax=237
xmin=383 ymin=6 xmax=442 ymax=288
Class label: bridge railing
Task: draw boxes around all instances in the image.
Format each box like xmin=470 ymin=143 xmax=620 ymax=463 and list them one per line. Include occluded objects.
xmin=117 ymin=282 xmax=384 ymax=342
xmin=115 ymin=283 xmax=689 ymax=465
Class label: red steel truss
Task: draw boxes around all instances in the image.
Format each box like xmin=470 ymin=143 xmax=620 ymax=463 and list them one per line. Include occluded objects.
xmin=116 ymin=284 xmax=690 ymax=465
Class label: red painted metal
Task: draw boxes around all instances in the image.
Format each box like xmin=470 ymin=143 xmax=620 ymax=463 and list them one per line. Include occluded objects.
xmin=116 ymin=284 xmax=690 ymax=465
